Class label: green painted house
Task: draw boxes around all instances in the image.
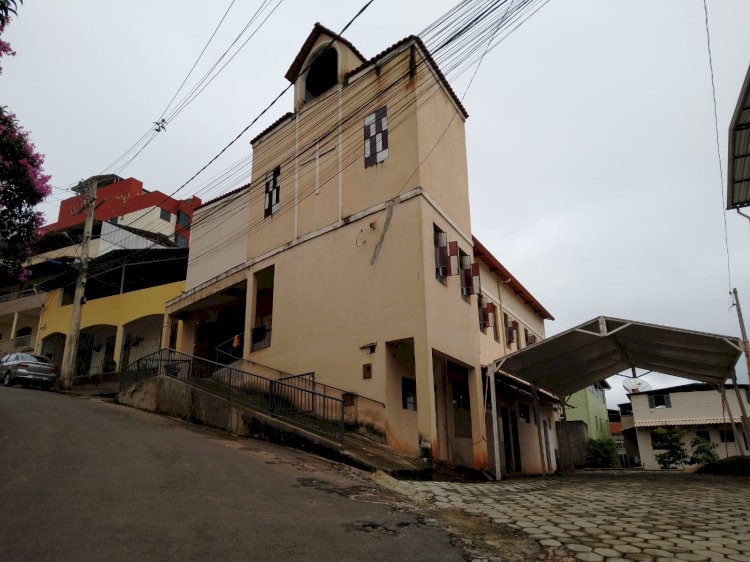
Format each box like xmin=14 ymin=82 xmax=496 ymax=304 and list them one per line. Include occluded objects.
xmin=565 ymin=381 xmax=611 ymax=440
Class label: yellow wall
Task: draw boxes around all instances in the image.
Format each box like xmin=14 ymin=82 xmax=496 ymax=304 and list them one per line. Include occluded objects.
xmin=38 ymin=281 xmax=185 ymax=339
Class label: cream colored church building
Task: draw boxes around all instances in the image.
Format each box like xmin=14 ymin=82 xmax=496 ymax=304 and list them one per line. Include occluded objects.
xmin=165 ymin=24 xmax=556 ymax=473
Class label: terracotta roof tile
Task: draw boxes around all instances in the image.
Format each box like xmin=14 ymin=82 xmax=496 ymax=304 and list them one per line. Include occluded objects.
xmin=250 ymin=112 xmax=295 ymax=146
xmin=198 ymin=182 xmax=252 ymax=209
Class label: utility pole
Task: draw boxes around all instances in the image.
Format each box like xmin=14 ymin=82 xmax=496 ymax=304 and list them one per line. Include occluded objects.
xmin=730 ymin=288 xmax=750 ymax=452
xmin=60 ymin=178 xmax=96 ymax=390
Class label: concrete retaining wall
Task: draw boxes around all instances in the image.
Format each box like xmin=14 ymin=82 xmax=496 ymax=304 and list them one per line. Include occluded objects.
xmin=117 ymin=375 xmax=342 ymax=452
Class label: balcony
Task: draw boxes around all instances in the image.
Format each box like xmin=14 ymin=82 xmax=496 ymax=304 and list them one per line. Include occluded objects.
xmin=0 ymin=287 xmax=37 ymax=304
xmin=250 ymin=324 xmax=272 ymax=351
xmin=0 ymin=333 xmax=38 ymax=355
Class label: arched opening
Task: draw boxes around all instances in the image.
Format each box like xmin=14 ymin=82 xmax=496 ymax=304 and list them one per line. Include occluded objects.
xmin=303 ymin=47 xmax=338 ymax=102
xmin=40 ymin=332 xmax=66 ymax=368
xmin=77 ymin=324 xmax=117 ymax=375
xmin=121 ymin=314 xmax=164 ymax=369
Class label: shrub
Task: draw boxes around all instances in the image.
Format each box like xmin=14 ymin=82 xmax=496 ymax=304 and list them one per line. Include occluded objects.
xmin=586 ymin=438 xmax=618 ymax=468
xmin=688 ymin=435 xmax=719 ymax=466
xmin=652 ymin=427 xmax=689 ymax=469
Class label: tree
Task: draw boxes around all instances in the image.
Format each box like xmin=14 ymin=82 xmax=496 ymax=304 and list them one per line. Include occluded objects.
xmin=586 ymin=438 xmax=619 ymax=468
xmin=652 ymin=427 xmax=689 ymax=469
xmin=0 ymin=1 xmax=21 ymax=28
xmin=688 ymin=435 xmax=719 ymax=466
xmin=0 ymin=3 xmax=51 ymax=279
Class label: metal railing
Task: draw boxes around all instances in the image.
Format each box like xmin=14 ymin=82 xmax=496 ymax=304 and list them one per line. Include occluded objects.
xmin=215 ymin=332 xmax=244 ymax=364
xmin=0 ymin=287 xmax=37 ymax=304
xmin=119 ymin=349 xmax=344 ymax=444
xmin=0 ymin=333 xmax=38 ymax=354
xmin=278 ymin=371 xmax=386 ymax=410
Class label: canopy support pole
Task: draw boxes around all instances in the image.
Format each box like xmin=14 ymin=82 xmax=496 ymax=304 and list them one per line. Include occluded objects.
xmin=730 ymin=369 xmax=750 ymax=455
xmin=488 ymin=370 xmax=502 ymax=480
xmin=532 ymin=386 xmax=547 ymax=477
xmin=721 ymin=386 xmax=746 ymax=457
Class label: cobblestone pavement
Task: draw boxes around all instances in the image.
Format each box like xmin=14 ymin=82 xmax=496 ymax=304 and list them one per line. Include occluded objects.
xmin=405 ymin=472 xmax=750 ymax=562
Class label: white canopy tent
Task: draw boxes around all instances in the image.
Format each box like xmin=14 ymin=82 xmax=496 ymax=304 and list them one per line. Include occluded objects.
xmin=490 ymin=316 xmax=749 ymax=475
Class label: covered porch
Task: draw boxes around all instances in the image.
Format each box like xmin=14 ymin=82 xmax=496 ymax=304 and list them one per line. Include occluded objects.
xmin=491 ymin=316 xmax=748 ymax=476
xmin=165 ymin=279 xmax=247 ymax=365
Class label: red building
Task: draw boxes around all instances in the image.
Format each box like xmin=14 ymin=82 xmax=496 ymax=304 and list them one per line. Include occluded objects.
xmin=45 ymin=175 xmax=201 ymax=247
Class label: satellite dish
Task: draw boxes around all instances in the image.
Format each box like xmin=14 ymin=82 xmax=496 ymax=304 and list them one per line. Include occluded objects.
xmin=623 ymin=378 xmax=652 ymax=393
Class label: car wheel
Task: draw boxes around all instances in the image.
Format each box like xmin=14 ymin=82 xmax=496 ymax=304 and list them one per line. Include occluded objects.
xmin=41 ymin=382 xmax=52 ymax=391
xmin=3 ymin=372 xmax=11 ymax=387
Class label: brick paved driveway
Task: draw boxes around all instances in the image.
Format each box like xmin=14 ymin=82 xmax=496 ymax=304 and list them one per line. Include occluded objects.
xmin=405 ymin=472 xmax=750 ymax=562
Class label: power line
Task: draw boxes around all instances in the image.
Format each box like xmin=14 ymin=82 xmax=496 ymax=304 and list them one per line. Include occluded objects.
xmin=156 ymin=0 xmax=238 ymax=123
xmin=49 ymin=0 xmax=546 ymax=280
xmin=179 ymin=0 xmax=552 ymax=268
xmin=111 ymin=0 xmax=377 ymax=238
xmin=96 ymin=0 xmax=280 ymax=178
xmin=702 ymin=0 xmax=733 ymax=297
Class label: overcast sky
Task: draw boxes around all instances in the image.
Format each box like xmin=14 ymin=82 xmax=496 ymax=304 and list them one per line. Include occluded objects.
xmin=4 ymin=0 xmax=750 ymax=407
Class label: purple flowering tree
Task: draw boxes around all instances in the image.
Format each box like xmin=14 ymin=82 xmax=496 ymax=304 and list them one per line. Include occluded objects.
xmin=0 ymin=3 xmax=52 ymax=279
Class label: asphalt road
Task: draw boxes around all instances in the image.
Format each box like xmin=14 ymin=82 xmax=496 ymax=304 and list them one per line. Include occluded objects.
xmin=0 ymin=387 xmax=465 ymax=561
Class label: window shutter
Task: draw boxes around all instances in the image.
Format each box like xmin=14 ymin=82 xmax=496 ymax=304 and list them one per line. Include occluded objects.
xmin=460 ymin=254 xmax=472 ymax=296
xmin=447 ymin=241 xmax=459 ymax=276
xmin=478 ymin=295 xmax=488 ymax=329
xmin=648 ymin=395 xmax=655 ymax=408
xmin=435 ymin=232 xmax=448 ymax=277
xmin=505 ymin=315 xmax=515 ymax=344
xmin=364 ymin=113 xmax=376 ymax=168
xmin=264 ymin=171 xmax=272 ymax=217
xmin=273 ymin=168 xmax=281 ymax=213
xmin=487 ymin=302 xmax=496 ymax=327
xmin=664 ymin=394 xmax=671 ymax=408
xmin=470 ymin=263 xmax=480 ymax=296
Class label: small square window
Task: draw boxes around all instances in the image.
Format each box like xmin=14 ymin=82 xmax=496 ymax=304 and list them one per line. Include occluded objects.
xmin=177 ymin=210 xmax=190 ymax=228
xmin=402 ymin=377 xmax=417 ymax=410
xmin=648 ymin=394 xmax=671 ymax=409
xmin=719 ymin=429 xmax=735 ymax=443
xmin=160 ymin=208 xmax=171 ymax=222
xmin=695 ymin=430 xmax=710 ymax=442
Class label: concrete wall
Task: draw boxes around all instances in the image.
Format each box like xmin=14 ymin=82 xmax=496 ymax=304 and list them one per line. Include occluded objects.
xmin=631 ymin=387 xmax=750 ymax=470
xmin=556 ymin=420 xmax=588 ymax=468
xmin=186 ymin=188 xmax=251 ymax=291
xmin=118 ymin=375 xmax=342 ymax=451
xmin=477 ymin=259 xmax=546 ymax=366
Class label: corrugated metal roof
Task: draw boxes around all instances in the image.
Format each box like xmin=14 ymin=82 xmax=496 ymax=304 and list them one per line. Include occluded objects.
xmin=494 ymin=316 xmax=743 ymax=397
xmin=728 ymin=63 xmax=750 ymax=209
xmin=634 ymin=417 xmax=741 ymax=427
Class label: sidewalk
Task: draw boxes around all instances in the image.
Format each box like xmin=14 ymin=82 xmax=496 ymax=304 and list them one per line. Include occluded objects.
xmin=55 ymin=380 xmax=119 ymax=397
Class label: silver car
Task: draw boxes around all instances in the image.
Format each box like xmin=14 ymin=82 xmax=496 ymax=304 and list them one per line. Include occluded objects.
xmin=1 ymin=353 xmax=59 ymax=390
